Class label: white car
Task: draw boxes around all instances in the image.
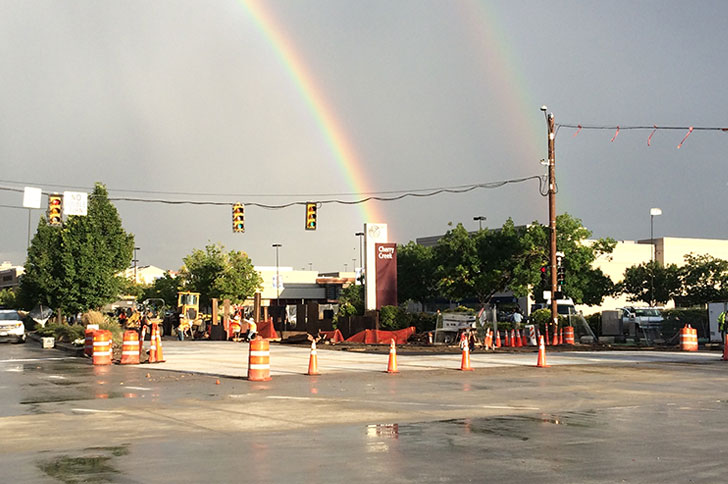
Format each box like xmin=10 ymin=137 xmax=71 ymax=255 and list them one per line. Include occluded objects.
xmin=0 ymin=310 xmax=26 ymax=343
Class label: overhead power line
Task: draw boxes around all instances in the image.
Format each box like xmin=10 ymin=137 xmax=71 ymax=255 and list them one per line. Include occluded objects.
xmin=0 ymin=175 xmax=548 ymax=209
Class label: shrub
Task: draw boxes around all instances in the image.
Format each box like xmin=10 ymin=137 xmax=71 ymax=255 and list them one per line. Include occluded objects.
xmin=81 ymin=311 xmax=105 ymax=326
xmin=36 ymin=322 xmax=85 ymax=343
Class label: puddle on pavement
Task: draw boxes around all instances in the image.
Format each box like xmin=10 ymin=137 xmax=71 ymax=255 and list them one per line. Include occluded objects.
xmin=21 ymin=391 xmax=137 ymax=405
xmin=367 ymin=411 xmax=600 ymax=443
xmin=37 ymin=445 xmax=129 ymax=483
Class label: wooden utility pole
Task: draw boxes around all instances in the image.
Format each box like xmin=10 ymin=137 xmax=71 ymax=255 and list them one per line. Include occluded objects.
xmin=545 ymin=108 xmax=559 ymax=333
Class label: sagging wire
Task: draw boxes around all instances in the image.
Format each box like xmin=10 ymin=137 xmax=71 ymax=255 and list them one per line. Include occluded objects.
xmin=0 ymin=174 xmax=549 ymax=209
xmin=559 ymin=123 xmax=728 ymax=148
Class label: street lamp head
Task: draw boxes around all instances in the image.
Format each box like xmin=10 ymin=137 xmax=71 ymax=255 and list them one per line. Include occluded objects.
xmin=355 ymin=232 xmax=364 ymax=237
xmin=650 ymin=208 xmax=662 ymax=216
xmin=272 ymin=243 xmax=282 ymax=248
xmin=540 ymin=105 xmax=548 ymax=112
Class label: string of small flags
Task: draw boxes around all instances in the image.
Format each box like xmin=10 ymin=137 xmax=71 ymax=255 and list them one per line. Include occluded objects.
xmin=558 ymin=124 xmax=728 ymax=149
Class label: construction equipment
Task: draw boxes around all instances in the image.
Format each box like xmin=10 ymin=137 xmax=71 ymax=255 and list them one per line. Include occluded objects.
xmin=164 ymin=291 xmax=208 ymax=340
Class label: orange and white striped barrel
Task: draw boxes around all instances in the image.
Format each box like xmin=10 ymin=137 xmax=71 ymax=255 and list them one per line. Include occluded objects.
xmin=680 ymin=325 xmax=698 ymax=351
xmin=84 ymin=329 xmax=95 ymax=356
xmin=92 ymin=330 xmax=112 ymax=366
xmin=120 ymin=330 xmax=140 ymax=365
xmin=248 ymin=337 xmax=271 ymax=381
xmin=564 ymin=326 xmax=575 ymax=345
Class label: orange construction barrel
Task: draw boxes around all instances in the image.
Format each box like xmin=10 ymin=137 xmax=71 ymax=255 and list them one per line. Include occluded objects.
xmin=248 ymin=337 xmax=271 ymax=381
xmin=84 ymin=329 xmax=95 ymax=356
xmin=680 ymin=325 xmax=698 ymax=351
xmin=564 ymin=326 xmax=575 ymax=345
xmin=92 ymin=330 xmax=112 ymax=366
xmin=120 ymin=330 xmax=140 ymax=365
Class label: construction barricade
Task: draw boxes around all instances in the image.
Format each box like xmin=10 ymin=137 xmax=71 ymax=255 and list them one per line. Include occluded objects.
xmin=680 ymin=325 xmax=698 ymax=351
xmin=248 ymin=337 xmax=271 ymax=381
xmin=120 ymin=330 xmax=140 ymax=365
xmin=318 ymin=329 xmax=345 ymax=343
xmin=84 ymin=329 xmax=95 ymax=357
xmin=92 ymin=330 xmax=112 ymax=366
xmin=564 ymin=326 xmax=575 ymax=345
xmin=345 ymin=327 xmax=416 ymax=345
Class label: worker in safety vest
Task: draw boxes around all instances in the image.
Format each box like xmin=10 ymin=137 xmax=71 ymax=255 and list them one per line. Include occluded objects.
xmin=244 ymin=319 xmax=257 ymax=342
xmin=719 ymin=311 xmax=727 ymax=338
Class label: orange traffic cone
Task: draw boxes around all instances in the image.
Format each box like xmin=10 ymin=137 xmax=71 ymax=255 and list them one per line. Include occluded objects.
xmin=552 ymin=326 xmax=559 ymax=346
xmin=515 ymin=329 xmax=522 ymax=347
xmin=307 ymin=340 xmax=320 ymax=375
xmin=147 ymin=325 xmax=157 ymax=363
xmin=723 ymin=333 xmax=728 ymax=361
xmin=484 ymin=328 xmax=492 ymax=350
xmin=153 ymin=323 xmax=165 ymax=363
xmin=504 ymin=330 xmax=510 ymax=347
xmin=559 ymin=327 xmax=564 ymax=345
xmin=495 ymin=330 xmax=501 ymax=348
xmin=386 ymin=339 xmax=399 ymax=373
xmin=460 ymin=336 xmax=474 ymax=371
xmin=536 ymin=335 xmax=550 ymax=368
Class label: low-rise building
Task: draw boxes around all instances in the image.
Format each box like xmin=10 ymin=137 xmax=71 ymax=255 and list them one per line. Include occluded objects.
xmin=0 ymin=262 xmax=24 ymax=289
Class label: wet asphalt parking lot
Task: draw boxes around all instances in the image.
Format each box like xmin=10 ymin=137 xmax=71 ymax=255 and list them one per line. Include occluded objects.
xmin=2 ymin=342 xmax=728 ymax=483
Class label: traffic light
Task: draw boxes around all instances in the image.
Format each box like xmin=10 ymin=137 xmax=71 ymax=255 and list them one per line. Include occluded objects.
xmin=540 ymin=265 xmax=548 ymax=286
xmin=305 ymin=202 xmax=317 ymax=230
xmin=47 ymin=193 xmax=62 ymax=226
xmin=557 ymin=265 xmax=565 ymax=285
xmin=232 ymin=203 xmax=245 ymax=233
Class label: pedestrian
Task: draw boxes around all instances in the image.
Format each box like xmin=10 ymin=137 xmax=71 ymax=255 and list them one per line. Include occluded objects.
xmin=512 ymin=309 xmax=523 ymax=329
xmin=719 ymin=310 xmax=727 ymax=341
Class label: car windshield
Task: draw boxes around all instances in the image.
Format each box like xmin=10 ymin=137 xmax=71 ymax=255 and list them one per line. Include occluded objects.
xmin=0 ymin=311 xmax=21 ymax=321
xmin=634 ymin=309 xmax=661 ymax=317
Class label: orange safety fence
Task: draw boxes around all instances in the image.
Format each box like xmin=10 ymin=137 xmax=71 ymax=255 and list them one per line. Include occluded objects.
xmin=257 ymin=318 xmax=279 ymax=340
xmin=319 ymin=329 xmax=345 ymax=343
xmin=345 ymin=327 xmax=416 ymax=345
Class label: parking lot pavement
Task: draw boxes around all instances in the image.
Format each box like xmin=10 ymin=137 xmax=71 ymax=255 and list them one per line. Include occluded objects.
xmin=149 ymin=341 xmax=721 ymax=377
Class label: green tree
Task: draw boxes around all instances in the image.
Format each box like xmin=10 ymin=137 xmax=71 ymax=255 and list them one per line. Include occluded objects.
xmin=178 ymin=243 xmax=262 ymax=306
xmin=532 ymin=214 xmax=617 ymax=305
xmin=0 ymin=288 xmax=19 ymax=308
xmin=620 ymin=261 xmax=681 ymax=305
xmin=432 ymin=219 xmax=543 ymax=305
xmin=142 ymin=272 xmax=181 ymax=307
xmin=678 ymin=253 xmax=728 ymax=307
xmin=397 ymin=241 xmax=436 ymax=304
xmin=19 ymin=183 xmax=134 ymax=313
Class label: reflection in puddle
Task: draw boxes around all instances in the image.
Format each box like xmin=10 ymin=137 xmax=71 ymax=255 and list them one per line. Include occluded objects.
xmin=366 ymin=424 xmax=399 ymax=453
xmin=365 ymin=412 xmax=599 ymax=444
xmin=37 ymin=445 xmax=129 ymax=483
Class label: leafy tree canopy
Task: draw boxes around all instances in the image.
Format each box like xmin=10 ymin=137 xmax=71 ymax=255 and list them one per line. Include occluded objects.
xmin=178 ymin=243 xmax=262 ymax=307
xmin=19 ymin=183 xmax=134 ymax=313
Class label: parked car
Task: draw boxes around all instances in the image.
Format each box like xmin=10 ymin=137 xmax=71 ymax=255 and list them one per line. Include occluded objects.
xmin=0 ymin=310 xmax=26 ymax=343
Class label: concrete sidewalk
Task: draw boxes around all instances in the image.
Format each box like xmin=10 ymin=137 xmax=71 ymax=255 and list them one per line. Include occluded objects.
xmin=148 ymin=340 xmax=720 ymax=378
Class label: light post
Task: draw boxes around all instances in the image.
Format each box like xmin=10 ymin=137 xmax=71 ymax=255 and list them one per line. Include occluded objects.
xmin=473 ymin=216 xmax=486 ymax=231
xmin=650 ymin=208 xmax=662 ymax=306
xmin=133 ymin=247 xmax=140 ymax=284
xmin=272 ymin=243 xmax=282 ymax=330
xmin=355 ymin=232 xmax=365 ymax=270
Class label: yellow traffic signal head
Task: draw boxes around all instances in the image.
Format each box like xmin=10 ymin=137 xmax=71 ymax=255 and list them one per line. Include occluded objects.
xmin=305 ymin=202 xmax=317 ymax=230
xmin=47 ymin=193 xmax=63 ymax=226
xmin=232 ymin=203 xmax=245 ymax=233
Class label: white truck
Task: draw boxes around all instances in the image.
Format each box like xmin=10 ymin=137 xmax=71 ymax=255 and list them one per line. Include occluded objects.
xmin=433 ymin=312 xmax=476 ymax=344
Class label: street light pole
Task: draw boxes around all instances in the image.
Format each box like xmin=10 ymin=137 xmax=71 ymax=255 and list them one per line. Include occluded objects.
xmin=473 ymin=216 xmax=486 ymax=231
xmin=355 ymin=232 xmax=365 ymax=272
xmin=542 ymin=106 xmax=559 ymax=335
xmin=272 ymin=243 xmax=282 ymax=330
xmin=133 ymin=246 xmax=140 ymax=284
xmin=649 ymin=208 xmax=662 ymax=306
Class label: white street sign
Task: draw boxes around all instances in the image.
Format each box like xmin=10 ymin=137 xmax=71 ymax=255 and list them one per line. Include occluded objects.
xmin=22 ymin=187 xmax=42 ymax=209
xmin=63 ymin=191 xmax=88 ymax=216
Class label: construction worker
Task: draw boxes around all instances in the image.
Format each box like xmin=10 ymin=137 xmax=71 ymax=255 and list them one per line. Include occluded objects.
xmin=244 ymin=318 xmax=257 ymax=342
xmin=719 ymin=310 xmax=727 ymax=339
